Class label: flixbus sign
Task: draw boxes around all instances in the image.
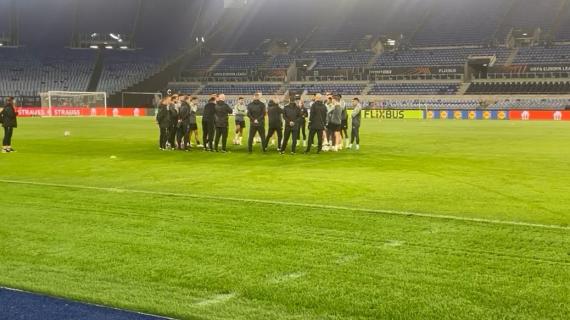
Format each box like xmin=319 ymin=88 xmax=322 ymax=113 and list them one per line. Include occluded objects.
xmin=360 ymin=109 xmax=424 ymax=119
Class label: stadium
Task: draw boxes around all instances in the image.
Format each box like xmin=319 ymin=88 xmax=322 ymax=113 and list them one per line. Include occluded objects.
xmin=0 ymin=0 xmax=569 ymax=319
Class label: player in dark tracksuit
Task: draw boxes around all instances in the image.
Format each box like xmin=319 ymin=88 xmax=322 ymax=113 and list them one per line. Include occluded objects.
xmin=155 ymin=96 xmax=172 ymax=150
xmin=167 ymin=96 xmax=179 ymax=149
xmin=176 ymin=96 xmax=191 ymax=150
xmin=1 ymin=97 xmax=18 ymax=153
xmin=305 ymin=94 xmax=328 ymax=154
xmin=214 ymin=94 xmax=233 ymax=153
xmin=247 ymin=93 xmax=267 ymax=153
xmin=265 ymin=100 xmax=283 ymax=151
xmin=281 ymin=100 xmax=302 ymax=154
xmin=299 ymin=100 xmax=308 ymax=146
xmin=202 ymin=97 xmax=217 ymax=152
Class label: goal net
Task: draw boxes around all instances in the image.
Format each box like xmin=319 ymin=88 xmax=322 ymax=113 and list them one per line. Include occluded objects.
xmin=40 ymin=91 xmax=107 ymax=117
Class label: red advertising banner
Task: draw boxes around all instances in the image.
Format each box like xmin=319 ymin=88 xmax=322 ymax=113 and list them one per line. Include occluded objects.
xmin=16 ymin=107 xmax=147 ymax=117
xmin=509 ymin=110 xmax=570 ymax=121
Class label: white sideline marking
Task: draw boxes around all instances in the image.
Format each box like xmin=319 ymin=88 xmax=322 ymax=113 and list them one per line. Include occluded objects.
xmin=194 ymin=293 xmax=236 ymax=307
xmin=1 ymin=179 xmax=569 ymax=231
xmin=0 ymin=286 xmax=176 ymax=320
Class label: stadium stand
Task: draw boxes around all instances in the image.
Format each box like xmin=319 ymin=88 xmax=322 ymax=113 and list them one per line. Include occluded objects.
xmin=512 ymin=46 xmax=570 ymax=64
xmin=466 ymin=81 xmax=570 ymax=94
xmin=557 ymin=5 xmax=570 ymax=41
xmin=288 ymin=83 xmax=366 ymax=95
xmin=489 ymin=98 xmax=570 ymax=109
xmin=413 ymin=0 xmax=510 ymax=47
xmin=496 ymin=0 xmax=561 ymax=41
xmin=98 ymin=51 xmax=162 ymax=95
xmin=373 ymin=48 xmax=512 ymax=68
xmin=167 ymin=83 xmax=202 ymax=95
xmin=200 ymin=83 xmax=283 ymax=95
xmin=368 ymin=83 xmax=460 ymax=95
xmin=0 ymin=48 xmax=95 ymax=97
xmin=212 ymin=55 xmax=270 ymax=71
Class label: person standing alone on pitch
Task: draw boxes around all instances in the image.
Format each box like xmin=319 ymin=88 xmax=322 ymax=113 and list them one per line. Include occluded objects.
xmin=202 ymin=96 xmax=217 ymax=152
xmin=281 ymin=98 xmax=302 ymax=154
xmin=265 ymin=98 xmax=283 ymax=151
xmin=247 ymin=92 xmax=267 ymax=153
xmin=155 ymin=96 xmax=172 ymax=151
xmin=1 ymin=97 xmax=18 ymax=153
xmin=305 ymin=94 xmax=328 ymax=154
xmin=214 ymin=94 xmax=233 ymax=153
xmin=350 ymin=97 xmax=362 ymax=150
xmin=233 ymin=97 xmax=247 ymax=145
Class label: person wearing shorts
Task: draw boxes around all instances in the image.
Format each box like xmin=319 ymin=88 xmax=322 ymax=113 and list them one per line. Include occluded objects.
xmin=233 ymin=97 xmax=247 ymax=145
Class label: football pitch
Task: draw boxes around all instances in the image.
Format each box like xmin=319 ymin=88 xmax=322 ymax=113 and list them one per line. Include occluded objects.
xmin=1 ymin=117 xmax=569 ymax=319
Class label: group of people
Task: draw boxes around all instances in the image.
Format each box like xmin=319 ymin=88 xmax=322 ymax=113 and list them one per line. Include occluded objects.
xmin=0 ymin=96 xmax=17 ymax=153
xmin=156 ymin=91 xmax=362 ymax=154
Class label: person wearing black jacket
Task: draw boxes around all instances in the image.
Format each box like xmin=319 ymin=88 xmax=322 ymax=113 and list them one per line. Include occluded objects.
xmin=305 ymin=94 xmax=328 ymax=154
xmin=167 ymin=95 xmax=179 ymax=149
xmin=280 ymin=99 xmax=302 ymax=154
xmin=176 ymin=95 xmax=191 ymax=150
xmin=1 ymin=97 xmax=18 ymax=153
xmin=299 ymin=100 xmax=308 ymax=146
xmin=247 ymin=92 xmax=267 ymax=153
xmin=155 ymin=96 xmax=172 ymax=150
xmin=214 ymin=94 xmax=233 ymax=153
xmin=265 ymin=99 xmax=283 ymax=151
xmin=202 ymin=96 xmax=217 ymax=151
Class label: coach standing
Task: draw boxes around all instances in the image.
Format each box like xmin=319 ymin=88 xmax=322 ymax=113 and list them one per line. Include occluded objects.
xmin=305 ymin=94 xmax=327 ymax=154
xmin=1 ymin=97 xmax=18 ymax=153
xmin=214 ymin=94 xmax=233 ymax=153
xmin=247 ymin=92 xmax=267 ymax=153
xmin=202 ymin=96 xmax=217 ymax=152
xmin=265 ymin=98 xmax=283 ymax=151
xmin=280 ymin=98 xmax=302 ymax=154
xmin=176 ymin=95 xmax=191 ymax=150
xmin=167 ymin=95 xmax=179 ymax=149
xmin=156 ymin=96 xmax=172 ymax=150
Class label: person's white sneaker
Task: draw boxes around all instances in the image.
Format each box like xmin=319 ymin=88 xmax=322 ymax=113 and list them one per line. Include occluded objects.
xmin=356 ymin=145 xmax=360 ymax=150
xmin=348 ymin=144 xmax=353 ymax=149
xmin=303 ymin=141 xmax=307 ymax=147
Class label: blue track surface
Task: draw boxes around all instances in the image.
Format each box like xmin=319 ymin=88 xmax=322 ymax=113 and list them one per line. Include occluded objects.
xmin=0 ymin=288 xmax=171 ymax=320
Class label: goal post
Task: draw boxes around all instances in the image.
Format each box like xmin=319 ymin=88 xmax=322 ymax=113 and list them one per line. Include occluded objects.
xmin=121 ymin=92 xmax=162 ymax=109
xmin=41 ymin=91 xmax=107 ymax=117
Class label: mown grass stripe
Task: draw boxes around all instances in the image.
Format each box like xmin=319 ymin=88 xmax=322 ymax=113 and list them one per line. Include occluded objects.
xmin=2 ymin=179 xmax=568 ymax=231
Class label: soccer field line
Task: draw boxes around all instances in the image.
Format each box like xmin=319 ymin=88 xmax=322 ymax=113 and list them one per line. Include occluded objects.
xmin=1 ymin=179 xmax=568 ymax=231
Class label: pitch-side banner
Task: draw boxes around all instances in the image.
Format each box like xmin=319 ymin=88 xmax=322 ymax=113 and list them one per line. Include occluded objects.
xmin=427 ymin=110 xmax=509 ymax=120
xmin=360 ymin=109 xmax=424 ymax=119
xmin=16 ymin=107 xmax=147 ymax=117
xmin=509 ymin=110 xmax=570 ymax=121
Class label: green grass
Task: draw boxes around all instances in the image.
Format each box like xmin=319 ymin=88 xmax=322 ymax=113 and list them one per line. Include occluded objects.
xmin=1 ymin=118 xmax=569 ymax=319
